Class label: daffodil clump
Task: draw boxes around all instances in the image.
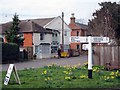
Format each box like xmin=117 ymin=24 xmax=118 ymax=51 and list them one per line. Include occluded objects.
xmin=93 ymin=67 xmax=100 ymax=72
xmin=80 ymin=75 xmax=88 ymax=79
xmin=65 ymin=76 xmax=71 ymax=81
xmin=63 ymin=70 xmax=76 ymax=81
xmin=110 ymin=70 xmax=119 ymax=76
xmin=42 ymin=70 xmax=47 ymax=75
xmin=103 ymin=70 xmax=120 ymax=82
xmin=44 ymin=77 xmax=53 ymax=81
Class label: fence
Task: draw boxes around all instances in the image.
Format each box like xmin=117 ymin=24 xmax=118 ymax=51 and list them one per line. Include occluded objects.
xmin=93 ymin=45 xmax=120 ymax=70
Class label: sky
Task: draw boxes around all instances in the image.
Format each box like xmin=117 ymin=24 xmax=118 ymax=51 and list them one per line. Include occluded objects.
xmin=0 ymin=0 xmax=120 ymax=24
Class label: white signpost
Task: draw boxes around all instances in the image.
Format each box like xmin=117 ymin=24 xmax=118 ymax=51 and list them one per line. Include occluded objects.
xmin=4 ymin=64 xmax=21 ymax=85
xmin=70 ymin=36 xmax=109 ymax=78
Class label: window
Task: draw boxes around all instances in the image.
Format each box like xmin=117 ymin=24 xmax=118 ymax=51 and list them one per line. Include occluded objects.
xmin=40 ymin=33 xmax=44 ymax=40
xmin=55 ymin=33 xmax=57 ymax=37
xmin=64 ymin=31 xmax=67 ymax=36
xmin=76 ymin=44 xmax=79 ymax=49
xmin=52 ymin=33 xmax=54 ymax=37
xmin=35 ymin=46 xmax=38 ymax=54
xmin=77 ymin=31 xmax=79 ymax=36
xmin=51 ymin=46 xmax=58 ymax=53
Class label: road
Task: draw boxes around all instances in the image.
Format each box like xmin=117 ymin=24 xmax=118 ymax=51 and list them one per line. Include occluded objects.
xmin=2 ymin=55 xmax=87 ymax=71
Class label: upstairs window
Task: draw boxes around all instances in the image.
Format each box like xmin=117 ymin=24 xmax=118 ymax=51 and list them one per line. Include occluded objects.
xmin=77 ymin=31 xmax=79 ymax=36
xmin=77 ymin=44 xmax=79 ymax=49
xmin=55 ymin=33 xmax=57 ymax=37
xmin=40 ymin=33 xmax=44 ymax=40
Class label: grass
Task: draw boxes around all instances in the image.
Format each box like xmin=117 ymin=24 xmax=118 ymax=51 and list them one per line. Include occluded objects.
xmin=2 ymin=64 xmax=120 ymax=89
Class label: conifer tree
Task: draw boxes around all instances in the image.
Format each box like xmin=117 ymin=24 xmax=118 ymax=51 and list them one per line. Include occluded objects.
xmin=5 ymin=13 xmax=24 ymax=46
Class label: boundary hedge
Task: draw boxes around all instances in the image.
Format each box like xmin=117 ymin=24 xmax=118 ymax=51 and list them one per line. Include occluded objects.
xmin=2 ymin=43 xmax=19 ymax=63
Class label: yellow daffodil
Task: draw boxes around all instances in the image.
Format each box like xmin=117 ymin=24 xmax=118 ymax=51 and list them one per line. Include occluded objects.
xmin=42 ymin=70 xmax=47 ymax=75
xmin=111 ymin=76 xmax=115 ymax=79
xmin=93 ymin=69 xmax=96 ymax=72
xmin=65 ymin=76 xmax=71 ymax=80
xmin=110 ymin=72 xmax=115 ymax=76
xmin=44 ymin=78 xmax=47 ymax=81
xmin=107 ymin=76 xmax=110 ymax=79
xmin=80 ymin=75 xmax=87 ymax=79
xmin=63 ymin=71 xmax=67 ymax=73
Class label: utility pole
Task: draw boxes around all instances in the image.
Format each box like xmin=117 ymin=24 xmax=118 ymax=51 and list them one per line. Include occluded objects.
xmin=62 ymin=12 xmax=64 ymax=52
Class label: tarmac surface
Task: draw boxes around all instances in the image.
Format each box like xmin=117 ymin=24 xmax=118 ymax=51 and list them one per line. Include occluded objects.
xmin=1 ymin=55 xmax=87 ymax=71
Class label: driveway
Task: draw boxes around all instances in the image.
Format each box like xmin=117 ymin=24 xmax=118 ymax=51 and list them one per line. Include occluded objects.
xmin=2 ymin=55 xmax=87 ymax=71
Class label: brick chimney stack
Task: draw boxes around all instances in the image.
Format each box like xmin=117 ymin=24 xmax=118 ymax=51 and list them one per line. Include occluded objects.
xmin=70 ymin=13 xmax=75 ymax=24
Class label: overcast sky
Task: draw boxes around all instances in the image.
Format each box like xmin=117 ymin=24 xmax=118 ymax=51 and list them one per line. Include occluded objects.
xmin=0 ymin=0 xmax=119 ymax=24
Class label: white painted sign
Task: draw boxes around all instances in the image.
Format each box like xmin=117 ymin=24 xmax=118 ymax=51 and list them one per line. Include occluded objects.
xmin=70 ymin=36 xmax=87 ymax=43
xmin=4 ymin=64 xmax=21 ymax=85
xmin=70 ymin=36 xmax=109 ymax=43
xmin=92 ymin=37 xmax=109 ymax=43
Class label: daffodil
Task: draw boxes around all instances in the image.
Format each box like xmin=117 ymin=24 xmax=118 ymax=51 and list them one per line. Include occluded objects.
xmin=80 ymin=75 xmax=87 ymax=79
xmin=44 ymin=78 xmax=47 ymax=81
xmin=64 ymin=66 xmax=66 ymax=68
xmin=65 ymin=76 xmax=71 ymax=80
xmin=93 ymin=69 xmax=96 ymax=72
xmin=111 ymin=76 xmax=115 ymax=79
xmin=110 ymin=72 xmax=115 ymax=76
xmin=43 ymin=70 xmax=47 ymax=74
xmin=63 ymin=71 xmax=66 ymax=73
xmin=107 ymin=76 xmax=110 ymax=79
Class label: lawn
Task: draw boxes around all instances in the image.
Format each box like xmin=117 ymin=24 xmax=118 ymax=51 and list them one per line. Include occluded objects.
xmin=2 ymin=63 xmax=120 ymax=89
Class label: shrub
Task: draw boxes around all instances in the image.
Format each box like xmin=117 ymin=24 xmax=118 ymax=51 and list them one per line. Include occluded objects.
xmin=2 ymin=43 xmax=19 ymax=63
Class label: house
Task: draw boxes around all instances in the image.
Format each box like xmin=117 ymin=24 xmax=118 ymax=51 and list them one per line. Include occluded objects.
xmin=0 ymin=20 xmax=53 ymax=59
xmin=69 ymin=13 xmax=88 ymax=51
xmin=31 ymin=16 xmax=71 ymax=52
xmin=0 ymin=16 xmax=71 ymax=59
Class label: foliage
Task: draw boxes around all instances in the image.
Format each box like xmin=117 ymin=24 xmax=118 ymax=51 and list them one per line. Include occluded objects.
xmin=2 ymin=43 xmax=19 ymax=62
xmin=88 ymin=2 xmax=120 ymax=45
xmin=2 ymin=64 xmax=120 ymax=88
xmin=5 ymin=13 xmax=24 ymax=46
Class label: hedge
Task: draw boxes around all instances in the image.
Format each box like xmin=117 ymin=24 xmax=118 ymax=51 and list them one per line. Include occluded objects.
xmin=2 ymin=43 xmax=19 ymax=63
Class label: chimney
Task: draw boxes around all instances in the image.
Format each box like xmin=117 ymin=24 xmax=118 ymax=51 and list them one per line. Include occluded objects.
xmin=70 ymin=13 xmax=75 ymax=24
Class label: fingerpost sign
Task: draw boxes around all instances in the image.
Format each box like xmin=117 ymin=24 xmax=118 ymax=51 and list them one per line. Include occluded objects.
xmin=70 ymin=36 xmax=109 ymax=79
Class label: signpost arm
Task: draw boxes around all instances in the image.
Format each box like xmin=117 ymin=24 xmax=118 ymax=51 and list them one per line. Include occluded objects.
xmin=88 ymin=36 xmax=93 ymax=79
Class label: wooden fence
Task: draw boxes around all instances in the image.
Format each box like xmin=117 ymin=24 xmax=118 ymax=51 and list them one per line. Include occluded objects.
xmin=93 ymin=45 xmax=120 ymax=70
